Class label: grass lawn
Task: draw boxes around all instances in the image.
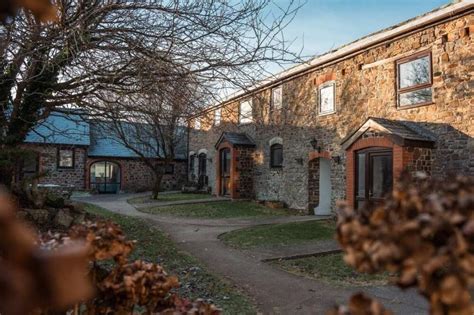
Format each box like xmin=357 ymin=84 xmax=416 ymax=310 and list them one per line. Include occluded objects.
xmin=84 ymin=203 xmax=256 ymax=315
xmin=127 ymin=193 xmax=212 ymax=204
xmin=139 ymin=201 xmax=291 ymax=219
xmin=272 ymin=253 xmax=389 ymax=287
xmin=220 ymin=220 xmax=335 ymax=249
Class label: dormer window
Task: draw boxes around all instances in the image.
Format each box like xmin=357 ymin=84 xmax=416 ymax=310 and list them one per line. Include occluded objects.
xmin=239 ymin=99 xmax=253 ymax=124
xmin=318 ymin=81 xmax=336 ymax=115
xmin=396 ymin=52 xmax=432 ymax=108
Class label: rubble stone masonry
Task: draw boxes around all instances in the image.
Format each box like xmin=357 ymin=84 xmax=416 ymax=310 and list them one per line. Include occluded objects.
xmin=190 ymin=10 xmax=474 ymax=211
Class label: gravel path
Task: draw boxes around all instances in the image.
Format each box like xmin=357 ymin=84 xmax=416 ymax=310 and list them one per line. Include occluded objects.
xmin=74 ymin=193 xmax=428 ymax=314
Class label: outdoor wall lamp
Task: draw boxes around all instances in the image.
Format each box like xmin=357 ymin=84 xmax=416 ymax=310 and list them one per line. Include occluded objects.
xmin=332 ymin=155 xmax=341 ymax=164
xmin=310 ymin=138 xmax=321 ymax=153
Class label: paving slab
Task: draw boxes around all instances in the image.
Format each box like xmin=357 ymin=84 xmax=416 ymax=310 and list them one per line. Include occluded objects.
xmin=74 ymin=193 xmax=429 ymax=314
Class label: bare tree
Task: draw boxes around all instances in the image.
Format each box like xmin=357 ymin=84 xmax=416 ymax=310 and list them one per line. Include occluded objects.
xmin=0 ymin=0 xmax=302 ymax=186
xmin=98 ymin=69 xmax=200 ymax=199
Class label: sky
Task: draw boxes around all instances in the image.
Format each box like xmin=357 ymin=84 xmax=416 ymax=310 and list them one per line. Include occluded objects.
xmin=270 ymin=0 xmax=450 ymax=72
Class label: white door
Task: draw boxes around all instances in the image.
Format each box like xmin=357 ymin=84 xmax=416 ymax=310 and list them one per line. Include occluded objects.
xmin=314 ymin=158 xmax=332 ymax=215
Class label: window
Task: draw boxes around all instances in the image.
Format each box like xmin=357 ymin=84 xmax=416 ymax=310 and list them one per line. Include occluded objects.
xmin=57 ymin=148 xmax=74 ymax=169
xmin=189 ymin=154 xmax=195 ymax=174
xmin=164 ymin=164 xmax=174 ymax=175
xmin=318 ymin=82 xmax=336 ymax=115
xmin=194 ymin=118 xmax=201 ymax=130
xmin=270 ymin=144 xmax=283 ymax=168
xmin=271 ymin=86 xmax=282 ymax=111
xmin=198 ymin=153 xmax=207 ymax=176
xmin=396 ymin=52 xmax=432 ymax=107
xmin=239 ymin=99 xmax=253 ymax=124
xmin=214 ymin=108 xmax=221 ymax=126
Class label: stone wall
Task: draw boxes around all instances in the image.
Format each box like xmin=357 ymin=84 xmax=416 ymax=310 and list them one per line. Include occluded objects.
xmin=190 ymin=12 xmax=474 ymax=211
xmin=87 ymin=158 xmax=187 ymax=193
xmin=25 ymin=144 xmax=87 ymax=189
xmin=405 ymin=147 xmax=434 ymax=175
xmin=236 ymin=146 xmax=255 ymax=199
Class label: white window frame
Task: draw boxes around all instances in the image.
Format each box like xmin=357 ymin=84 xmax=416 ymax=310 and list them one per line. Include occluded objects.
xmin=318 ymin=81 xmax=336 ymax=116
xmin=271 ymin=86 xmax=283 ymax=111
xmin=214 ymin=108 xmax=222 ymax=126
xmin=239 ymin=99 xmax=253 ymax=124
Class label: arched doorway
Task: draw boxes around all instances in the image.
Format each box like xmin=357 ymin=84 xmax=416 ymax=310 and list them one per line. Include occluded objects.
xmin=315 ymin=158 xmax=332 ymax=215
xmin=308 ymin=151 xmax=333 ymax=215
xmin=90 ymin=161 xmax=121 ymax=193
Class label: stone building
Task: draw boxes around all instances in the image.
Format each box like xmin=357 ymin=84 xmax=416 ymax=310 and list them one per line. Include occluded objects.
xmin=22 ymin=112 xmax=187 ymax=193
xmin=188 ymin=1 xmax=474 ymax=213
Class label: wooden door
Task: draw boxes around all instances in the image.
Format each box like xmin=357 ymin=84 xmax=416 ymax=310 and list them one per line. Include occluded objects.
xmin=355 ymin=148 xmax=393 ymax=209
xmin=220 ymin=148 xmax=231 ymax=196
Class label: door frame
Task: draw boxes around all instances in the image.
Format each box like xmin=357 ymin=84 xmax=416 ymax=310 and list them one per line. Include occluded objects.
xmin=219 ymin=148 xmax=231 ymax=196
xmin=89 ymin=160 xmax=122 ymax=194
xmin=355 ymin=147 xmax=393 ymax=209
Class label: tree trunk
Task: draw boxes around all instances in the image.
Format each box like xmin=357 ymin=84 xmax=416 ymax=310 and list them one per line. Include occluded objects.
xmin=151 ymin=172 xmax=164 ymax=200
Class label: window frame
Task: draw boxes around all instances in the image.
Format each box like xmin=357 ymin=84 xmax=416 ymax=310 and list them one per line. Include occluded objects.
xmin=396 ymin=51 xmax=433 ymax=109
xmin=270 ymin=143 xmax=283 ymax=168
xmin=57 ymin=147 xmax=75 ymax=169
xmin=318 ymin=81 xmax=336 ymax=116
xmin=271 ymin=85 xmax=283 ymax=112
xmin=189 ymin=154 xmax=195 ymax=174
xmin=239 ymin=99 xmax=253 ymax=125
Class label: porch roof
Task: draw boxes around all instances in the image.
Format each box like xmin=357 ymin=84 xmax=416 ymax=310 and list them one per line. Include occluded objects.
xmin=341 ymin=117 xmax=436 ymax=150
xmin=215 ymin=132 xmax=256 ymax=148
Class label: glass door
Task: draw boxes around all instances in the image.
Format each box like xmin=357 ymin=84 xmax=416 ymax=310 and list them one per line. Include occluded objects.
xmin=220 ymin=148 xmax=231 ymax=196
xmin=355 ymin=149 xmax=393 ymax=209
xmin=90 ymin=161 xmax=121 ymax=194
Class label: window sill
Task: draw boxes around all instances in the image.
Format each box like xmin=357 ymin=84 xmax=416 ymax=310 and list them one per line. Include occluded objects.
xmin=318 ymin=111 xmax=336 ymax=117
xmin=397 ymin=102 xmax=434 ymax=110
xmin=270 ymin=166 xmax=283 ymax=169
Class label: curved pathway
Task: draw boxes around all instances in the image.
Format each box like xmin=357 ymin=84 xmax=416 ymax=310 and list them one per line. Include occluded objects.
xmin=75 ymin=193 xmax=428 ymax=314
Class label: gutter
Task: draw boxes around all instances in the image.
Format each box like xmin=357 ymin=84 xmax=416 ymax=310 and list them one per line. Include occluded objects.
xmin=189 ymin=1 xmax=474 ymax=119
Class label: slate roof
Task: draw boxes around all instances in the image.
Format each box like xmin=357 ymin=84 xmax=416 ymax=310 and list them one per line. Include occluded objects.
xmin=25 ymin=112 xmax=186 ymax=160
xmin=215 ymin=132 xmax=256 ymax=148
xmin=25 ymin=111 xmax=90 ymax=146
xmin=370 ymin=118 xmax=437 ymax=142
xmin=88 ymin=121 xmax=187 ymax=160
xmin=341 ymin=117 xmax=436 ymax=150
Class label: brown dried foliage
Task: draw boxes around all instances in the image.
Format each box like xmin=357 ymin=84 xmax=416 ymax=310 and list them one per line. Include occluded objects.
xmin=69 ymin=220 xmax=134 ymax=263
xmin=1 ymin=187 xmax=220 ymax=314
xmin=40 ymin=219 xmax=220 ymax=314
xmin=0 ymin=190 xmax=92 ymax=315
xmin=0 ymin=0 xmax=58 ymax=23
xmin=336 ymin=173 xmax=474 ymax=315
xmin=327 ymin=293 xmax=393 ymax=315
